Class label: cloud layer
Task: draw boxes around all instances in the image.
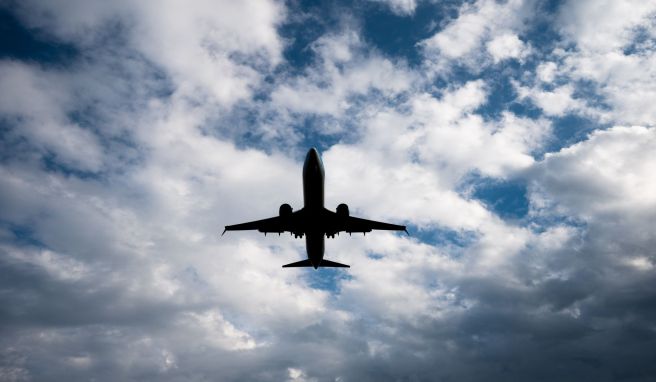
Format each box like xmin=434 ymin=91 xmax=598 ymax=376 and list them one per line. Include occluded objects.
xmin=1 ymin=0 xmax=656 ymax=380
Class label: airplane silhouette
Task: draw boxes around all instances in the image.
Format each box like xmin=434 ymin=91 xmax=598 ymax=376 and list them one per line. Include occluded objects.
xmin=223 ymin=148 xmax=407 ymax=269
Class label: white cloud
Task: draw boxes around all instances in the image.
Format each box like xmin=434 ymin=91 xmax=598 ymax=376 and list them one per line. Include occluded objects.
xmin=407 ymin=81 xmax=550 ymax=179
xmin=422 ymin=1 xmax=490 ymax=58
xmin=530 ymin=126 xmax=656 ymax=219
xmin=562 ymin=50 xmax=656 ymax=124
xmin=0 ymin=61 xmax=104 ymax=171
xmin=311 ymin=31 xmax=359 ymax=63
xmin=486 ymin=33 xmax=529 ymax=62
xmin=130 ymin=0 xmax=285 ymax=105
xmin=536 ymin=62 xmax=558 ymax=83
xmin=182 ymin=310 xmax=260 ymax=350
xmin=326 ymin=145 xmax=490 ymax=229
xmin=371 ymin=0 xmax=418 ymax=16
xmin=624 ymin=256 xmax=654 ymax=271
xmin=271 ymin=31 xmax=415 ymax=117
xmin=2 ymin=245 xmax=89 ymax=282
xmin=421 ymin=0 xmax=532 ymax=69
xmin=515 ymin=83 xmax=588 ymax=117
xmin=550 ymin=1 xmax=656 ymax=124
xmin=12 ymin=0 xmax=286 ymax=107
xmin=557 ymin=0 xmax=656 ymax=53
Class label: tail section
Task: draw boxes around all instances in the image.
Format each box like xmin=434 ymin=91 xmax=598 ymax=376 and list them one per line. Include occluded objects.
xmin=282 ymin=259 xmax=314 ymax=268
xmin=319 ymin=259 xmax=350 ymax=268
xmin=282 ymin=259 xmax=350 ymax=268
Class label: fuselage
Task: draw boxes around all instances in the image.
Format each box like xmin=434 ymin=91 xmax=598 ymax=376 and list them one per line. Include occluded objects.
xmin=302 ymin=148 xmax=325 ymax=268
xmin=224 ymin=146 xmax=405 ymax=268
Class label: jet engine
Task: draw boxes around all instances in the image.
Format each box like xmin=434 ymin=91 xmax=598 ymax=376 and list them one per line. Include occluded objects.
xmin=279 ymin=203 xmax=293 ymax=217
xmin=336 ymin=203 xmax=349 ymax=217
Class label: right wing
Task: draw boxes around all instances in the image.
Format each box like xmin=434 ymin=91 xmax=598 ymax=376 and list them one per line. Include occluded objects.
xmin=342 ymin=215 xmax=407 ymax=234
xmin=322 ymin=209 xmax=407 ymax=235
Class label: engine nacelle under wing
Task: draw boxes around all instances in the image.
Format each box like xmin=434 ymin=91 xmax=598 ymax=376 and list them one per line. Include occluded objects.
xmin=279 ymin=203 xmax=293 ymax=217
xmin=325 ymin=203 xmax=350 ymax=238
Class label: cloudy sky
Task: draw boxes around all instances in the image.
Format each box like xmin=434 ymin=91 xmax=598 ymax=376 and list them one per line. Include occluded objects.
xmin=1 ymin=0 xmax=656 ymax=380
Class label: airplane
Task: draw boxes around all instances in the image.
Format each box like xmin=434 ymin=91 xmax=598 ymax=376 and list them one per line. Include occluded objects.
xmin=223 ymin=148 xmax=408 ymax=269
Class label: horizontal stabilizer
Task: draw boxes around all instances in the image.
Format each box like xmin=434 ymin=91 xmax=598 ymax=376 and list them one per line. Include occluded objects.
xmin=281 ymin=259 xmax=350 ymax=268
xmin=282 ymin=259 xmax=314 ymax=268
xmin=319 ymin=259 xmax=350 ymax=268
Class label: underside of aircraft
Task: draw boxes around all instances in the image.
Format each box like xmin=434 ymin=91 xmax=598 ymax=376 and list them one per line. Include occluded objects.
xmin=223 ymin=148 xmax=407 ymax=268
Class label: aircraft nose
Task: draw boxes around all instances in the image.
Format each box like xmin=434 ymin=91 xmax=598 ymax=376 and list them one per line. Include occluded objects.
xmin=306 ymin=147 xmax=320 ymax=163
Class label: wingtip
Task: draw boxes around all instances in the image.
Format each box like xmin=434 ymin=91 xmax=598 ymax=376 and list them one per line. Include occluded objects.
xmin=404 ymin=228 xmax=409 ymax=236
xmin=221 ymin=228 xmax=227 ymax=237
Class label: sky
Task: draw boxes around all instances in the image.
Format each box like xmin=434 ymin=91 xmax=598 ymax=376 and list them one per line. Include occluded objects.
xmin=1 ymin=0 xmax=655 ymax=380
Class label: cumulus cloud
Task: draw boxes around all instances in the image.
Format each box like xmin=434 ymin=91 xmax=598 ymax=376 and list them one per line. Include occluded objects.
xmin=535 ymin=61 xmax=558 ymax=83
xmin=530 ymin=126 xmax=656 ymax=221
xmin=421 ymin=0 xmax=533 ymax=70
xmin=2 ymin=0 xmax=656 ymax=380
xmin=486 ymin=32 xmax=529 ymax=62
xmin=11 ymin=0 xmax=285 ymax=106
xmin=0 ymin=61 xmax=104 ymax=171
xmin=371 ymin=0 xmax=418 ymax=16
xmin=557 ymin=0 xmax=656 ymax=53
xmin=129 ymin=0 xmax=285 ymax=105
xmin=271 ymin=31 xmax=415 ymax=117
xmin=408 ymin=83 xmax=550 ymax=178
xmin=515 ymin=82 xmax=589 ymax=117
xmin=554 ymin=0 xmax=656 ymax=124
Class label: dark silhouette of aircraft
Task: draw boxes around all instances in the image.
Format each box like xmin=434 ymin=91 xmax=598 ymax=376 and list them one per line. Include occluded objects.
xmin=223 ymin=148 xmax=407 ymax=269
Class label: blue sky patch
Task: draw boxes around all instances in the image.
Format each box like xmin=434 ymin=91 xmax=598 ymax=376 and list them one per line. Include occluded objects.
xmin=410 ymin=223 xmax=479 ymax=254
xmin=0 ymin=9 xmax=78 ymax=64
xmin=467 ymin=174 xmax=530 ymax=220
xmin=306 ymin=267 xmax=352 ymax=291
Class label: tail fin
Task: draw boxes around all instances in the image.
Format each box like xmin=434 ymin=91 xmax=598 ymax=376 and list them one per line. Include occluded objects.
xmin=282 ymin=259 xmax=350 ymax=268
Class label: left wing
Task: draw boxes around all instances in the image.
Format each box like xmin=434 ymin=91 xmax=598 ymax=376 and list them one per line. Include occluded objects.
xmin=223 ymin=215 xmax=295 ymax=235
